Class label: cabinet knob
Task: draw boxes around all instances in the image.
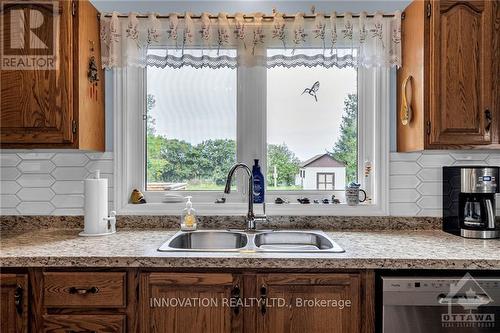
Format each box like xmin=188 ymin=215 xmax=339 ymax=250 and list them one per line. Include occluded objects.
xmin=260 ymin=285 xmax=267 ymax=315
xmin=231 ymin=285 xmax=241 ymax=315
xmin=485 ymin=109 xmax=492 ymax=132
xmin=68 ymin=286 xmax=99 ymax=295
xmin=14 ymin=284 xmax=23 ymax=315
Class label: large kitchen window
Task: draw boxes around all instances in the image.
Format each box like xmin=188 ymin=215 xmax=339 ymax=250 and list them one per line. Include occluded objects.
xmin=146 ymin=49 xmax=359 ymax=196
xmin=118 ymin=59 xmax=389 ymax=214
xmin=146 ymin=56 xmax=237 ymax=191
xmin=107 ymin=11 xmax=397 ymax=215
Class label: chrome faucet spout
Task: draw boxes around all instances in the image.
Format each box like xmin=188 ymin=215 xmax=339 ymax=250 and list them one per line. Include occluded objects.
xmin=224 ymin=163 xmax=256 ymax=229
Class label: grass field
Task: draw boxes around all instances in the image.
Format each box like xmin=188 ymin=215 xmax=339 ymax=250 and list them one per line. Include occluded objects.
xmin=152 ymin=182 xmax=303 ymax=191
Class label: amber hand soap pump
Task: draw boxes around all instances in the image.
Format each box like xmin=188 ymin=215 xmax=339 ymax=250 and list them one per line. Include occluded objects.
xmin=181 ymin=196 xmax=197 ymax=231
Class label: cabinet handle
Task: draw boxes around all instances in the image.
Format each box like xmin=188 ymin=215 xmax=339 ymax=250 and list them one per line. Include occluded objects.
xmin=485 ymin=109 xmax=492 ymax=132
xmin=260 ymin=285 xmax=267 ymax=315
xmin=14 ymin=284 xmax=23 ymax=315
xmin=68 ymin=286 xmax=99 ymax=295
xmin=231 ymin=285 xmax=241 ymax=315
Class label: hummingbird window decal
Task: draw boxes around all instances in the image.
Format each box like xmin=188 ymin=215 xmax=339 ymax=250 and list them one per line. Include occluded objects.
xmin=301 ymin=81 xmax=320 ymax=102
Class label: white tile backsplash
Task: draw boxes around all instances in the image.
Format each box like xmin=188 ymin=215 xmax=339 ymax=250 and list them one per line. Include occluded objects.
xmin=0 ymin=151 xmax=499 ymax=216
xmin=52 ymin=154 xmax=89 ymax=167
xmin=390 ymin=151 xmax=500 ymax=216
xmin=0 ymin=152 xmax=112 ymax=215
xmin=52 ymin=167 xmax=89 ymax=181
xmin=16 ymin=201 xmax=55 ymax=215
xmin=17 ymin=160 xmax=55 ymax=173
xmin=16 ymin=174 xmax=55 ymax=187
xmin=17 ymin=188 xmax=55 ymax=201
xmin=0 ymin=181 xmax=21 ymax=194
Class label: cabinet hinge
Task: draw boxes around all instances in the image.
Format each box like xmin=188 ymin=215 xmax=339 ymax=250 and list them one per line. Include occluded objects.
xmin=71 ymin=1 xmax=77 ymax=16
xmin=72 ymin=120 xmax=77 ymax=134
xmin=426 ymin=121 xmax=431 ymax=135
xmin=426 ymin=2 xmax=431 ymax=18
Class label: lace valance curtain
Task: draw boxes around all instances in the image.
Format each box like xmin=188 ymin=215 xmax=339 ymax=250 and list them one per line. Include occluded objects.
xmin=100 ymin=11 xmax=401 ymax=69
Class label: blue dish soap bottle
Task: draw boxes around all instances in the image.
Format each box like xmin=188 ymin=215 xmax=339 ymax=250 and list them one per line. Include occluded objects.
xmin=252 ymin=159 xmax=265 ymax=203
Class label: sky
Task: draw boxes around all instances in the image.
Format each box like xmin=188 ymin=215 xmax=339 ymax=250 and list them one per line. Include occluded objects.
xmin=147 ymin=65 xmax=357 ymax=162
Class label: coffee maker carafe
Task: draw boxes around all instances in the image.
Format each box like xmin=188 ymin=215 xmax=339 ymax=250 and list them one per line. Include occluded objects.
xmin=443 ymin=166 xmax=499 ymax=239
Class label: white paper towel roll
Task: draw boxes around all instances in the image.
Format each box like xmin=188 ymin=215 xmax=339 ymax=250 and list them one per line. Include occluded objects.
xmin=84 ymin=172 xmax=109 ymax=235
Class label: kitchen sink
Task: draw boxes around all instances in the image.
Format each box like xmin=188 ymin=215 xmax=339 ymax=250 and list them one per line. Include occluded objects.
xmin=158 ymin=230 xmax=248 ymax=252
xmin=158 ymin=230 xmax=344 ymax=253
xmin=253 ymin=231 xmax=344 ymax=252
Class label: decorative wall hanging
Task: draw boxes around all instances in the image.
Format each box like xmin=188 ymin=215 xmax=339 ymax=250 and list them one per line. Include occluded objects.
xmin=87 ymin=41 xmax=99 ymax=101
xmin=100 ymin=10 xmax=401 ymax=69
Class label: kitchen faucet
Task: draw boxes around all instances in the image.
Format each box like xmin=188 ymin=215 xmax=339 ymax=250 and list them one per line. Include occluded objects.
xmin=224 ymin=163 xmax=266 ymax=230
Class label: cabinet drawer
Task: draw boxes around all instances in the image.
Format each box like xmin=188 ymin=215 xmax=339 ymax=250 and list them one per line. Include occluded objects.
xmin=43 ymin=272 xmax=126 ymax=308
xmin=43 ymin=314 xmax=125 ymax=333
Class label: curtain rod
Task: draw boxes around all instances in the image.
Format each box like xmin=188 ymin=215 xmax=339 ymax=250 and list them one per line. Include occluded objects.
xmin=100 ymin=13 xmax=396 ymax=20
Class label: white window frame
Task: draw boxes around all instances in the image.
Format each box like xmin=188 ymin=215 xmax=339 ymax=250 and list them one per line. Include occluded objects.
xmin=113 ymin=63 xmax=389 ymax=216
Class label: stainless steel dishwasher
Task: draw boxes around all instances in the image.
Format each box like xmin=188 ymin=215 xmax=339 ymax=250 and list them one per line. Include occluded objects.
xmin=382 ymin=276 xmax=500 ymax=333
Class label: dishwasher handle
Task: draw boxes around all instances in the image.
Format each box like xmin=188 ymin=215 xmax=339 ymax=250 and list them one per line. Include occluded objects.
xmin=437 ymin=293 xmax=492 ymax=306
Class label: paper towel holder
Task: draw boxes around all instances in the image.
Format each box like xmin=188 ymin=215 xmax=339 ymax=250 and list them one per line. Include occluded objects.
xmin=79 ymin=170 xmax=117 ymax=237
xmin=79 ymin=211 xmax=116 ymax=237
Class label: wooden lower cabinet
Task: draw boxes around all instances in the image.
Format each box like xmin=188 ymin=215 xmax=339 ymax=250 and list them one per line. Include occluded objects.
xmin=256 ymin=273 xmax=364 ymax=333
xmin=0 ymin=274 xmax=28 ymax=333
xmin=1 ymin=269 xmax=373 ymax=333
xmin=139 ymin=272 xmax=372 ymax=333
xmin=140 ymin=273 xmax=243 ymax=333
xmin=43 ymin=314 xmax=126 ymax=332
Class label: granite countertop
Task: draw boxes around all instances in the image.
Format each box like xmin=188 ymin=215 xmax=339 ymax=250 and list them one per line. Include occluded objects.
xmin=1 ymin=228 xmax=499 ymax=270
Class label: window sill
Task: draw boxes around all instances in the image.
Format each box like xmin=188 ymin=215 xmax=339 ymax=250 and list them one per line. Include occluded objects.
xmin=117 ymin=202 xmax=387 ymax=216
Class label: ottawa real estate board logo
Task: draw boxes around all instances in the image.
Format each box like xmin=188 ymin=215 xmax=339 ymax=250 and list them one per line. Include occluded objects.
xmin=441 ymin=273 xmax=496 ymax=329
xmin=1 ymin=0 xmax=58 ymax=70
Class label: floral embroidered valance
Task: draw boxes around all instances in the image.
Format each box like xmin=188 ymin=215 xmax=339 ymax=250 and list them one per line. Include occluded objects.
xmin=100 ymin=11 xmax=401 ymax=69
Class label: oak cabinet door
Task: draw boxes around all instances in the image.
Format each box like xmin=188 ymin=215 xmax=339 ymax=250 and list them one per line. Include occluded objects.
xmin=428 ymin=0 xmax=493 ymax=146
xmin=140 ymin=273 xmax=243 ymax=333
xmin=256 ymin=274 xmax=361 ymax=333
xmin=0 ymin=274 xmax=28 ymax=333
xmin=0 ymin=1 xmax=73 ymax=145
xmin=42 ymin=315 xmax=126 ymax=333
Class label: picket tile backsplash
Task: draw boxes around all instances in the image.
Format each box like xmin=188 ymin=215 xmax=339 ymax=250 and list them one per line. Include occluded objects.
xmin=0 ymin=151 xmax=499 ymax=216
xmin=0 ymin=152 xmax=113 ymax=215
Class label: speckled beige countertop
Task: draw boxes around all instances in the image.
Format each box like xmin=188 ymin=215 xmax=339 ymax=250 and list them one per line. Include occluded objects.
xmin=1 ymin=228 xmax=499 ymax=270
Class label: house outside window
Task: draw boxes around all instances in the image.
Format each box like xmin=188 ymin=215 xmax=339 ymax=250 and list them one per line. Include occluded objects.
xmin=296 ymin=154 xmax=346 ymax=191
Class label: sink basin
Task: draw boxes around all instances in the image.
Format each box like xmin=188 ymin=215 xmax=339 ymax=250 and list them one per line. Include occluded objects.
xmin=158 ymin=231 xmax=248 ymax=252
xmin=254 ymin=231 xmax=344 ymax=253
xmin=158 ymin=230 xmax=344 ymax=253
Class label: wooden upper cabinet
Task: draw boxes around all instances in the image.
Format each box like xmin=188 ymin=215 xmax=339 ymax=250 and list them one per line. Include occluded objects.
xmin=429 ymin=0 xmax=493 ymax=146
xmin=397 ymin=0 xmax=499 ymax=151
xmin=140 ymin=273 xmax=243 ymax=333
xmin=0 ymin=274 xmax=28 ymax=333
xmin=0 ymin=0 xmax=104 ymax=150
xmin=256 ymin=273 xmax=363 ymax=333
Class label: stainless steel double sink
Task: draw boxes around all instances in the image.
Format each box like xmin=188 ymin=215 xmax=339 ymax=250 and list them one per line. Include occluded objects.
xmin=158 ymin=230 xmax=344 ymax=253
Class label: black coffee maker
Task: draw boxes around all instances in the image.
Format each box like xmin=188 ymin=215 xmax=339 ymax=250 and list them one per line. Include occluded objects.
xmin=443 ymin=166 xmax=499 ymax=239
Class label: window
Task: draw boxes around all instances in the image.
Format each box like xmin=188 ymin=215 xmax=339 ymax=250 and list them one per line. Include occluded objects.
xmin=115 ymin=53 xmax=390 ymax=215
xmin=267 ymin=64 xmax=357 ymax=191
xmin=317 ymin=173 xmax=335 ymax=190
xmin=146 ymin=53 xmax=237 ymax=191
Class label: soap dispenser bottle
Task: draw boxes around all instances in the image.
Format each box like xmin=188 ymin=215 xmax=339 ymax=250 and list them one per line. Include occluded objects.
xmin=252 ymin=159 xmax=265 ymax=203
xmin=181 ymin=196 xmax=197 ymax=231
